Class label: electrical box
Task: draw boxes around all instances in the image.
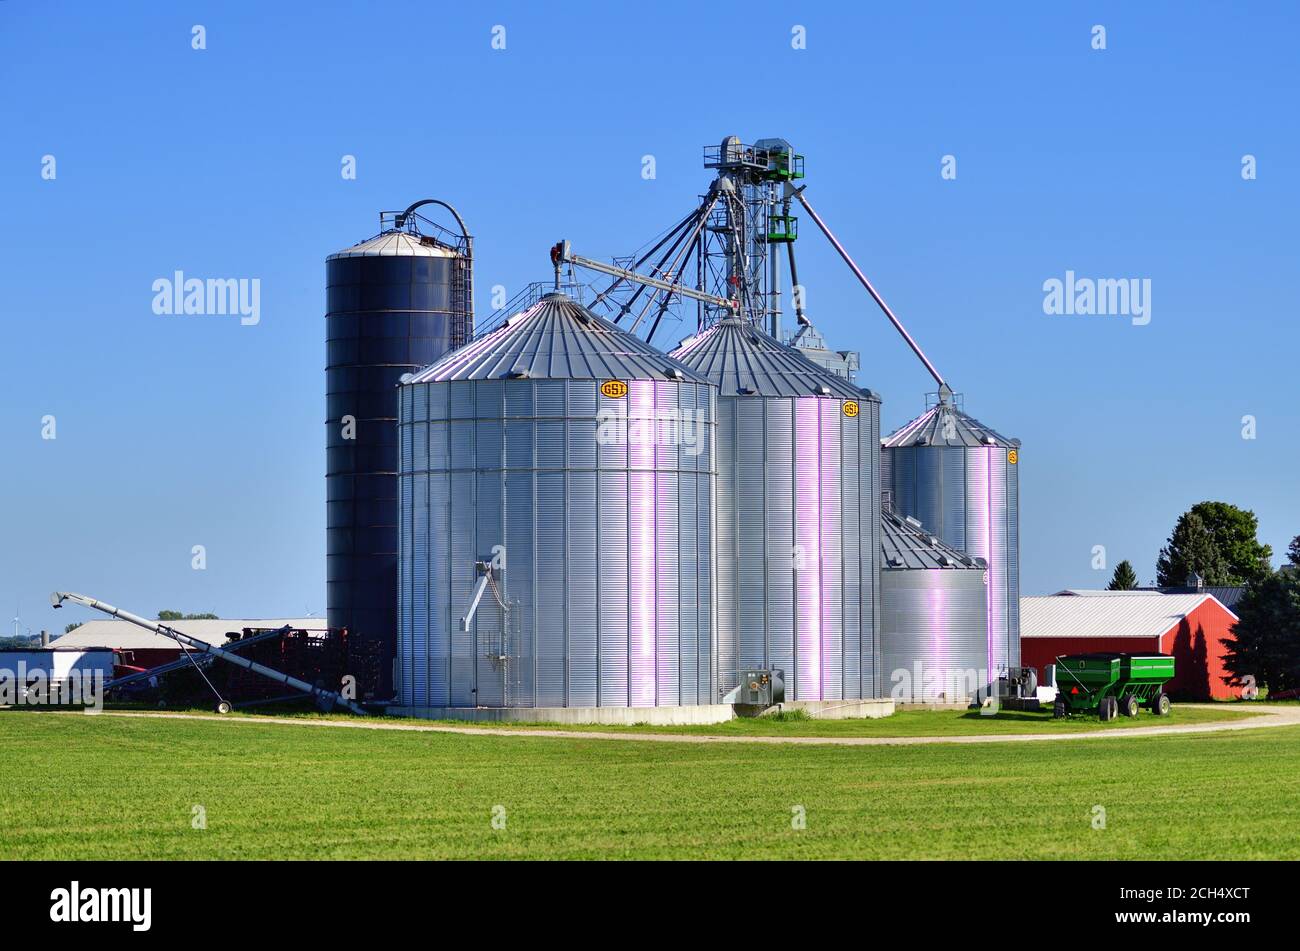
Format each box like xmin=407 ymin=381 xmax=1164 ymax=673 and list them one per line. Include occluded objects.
xmin=737 ymin=668 xmax=786 ymax=706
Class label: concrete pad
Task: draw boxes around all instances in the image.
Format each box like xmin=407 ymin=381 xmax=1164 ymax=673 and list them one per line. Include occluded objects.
xmin=387 ymin=704 xmax=735 ymax=725
xmin=895 ymin=700 xmax=973 ymax=711
xmin=773 ymin=698 xmax=896 ymax=719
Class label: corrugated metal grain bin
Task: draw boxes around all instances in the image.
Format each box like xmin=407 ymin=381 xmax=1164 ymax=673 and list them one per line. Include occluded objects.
xmin=882 ymin=394 xmax=1019 ymax=678
xmin=880 ymin=510 xmax=988 ymax=701
xmin=397 ymin=292 xmax=716 ymax=708
xmin=671 ymin=319 xmax=880 ymax=701
xmin=326 ymin=227 xmax=470 ymax=695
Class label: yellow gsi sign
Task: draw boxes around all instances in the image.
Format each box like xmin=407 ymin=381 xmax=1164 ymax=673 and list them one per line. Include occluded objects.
xmin=842 ymin=400 xmax=859 ymax=418
xmin=1008 ymin=449 xmax=1018 ymax=465
xmin=601 ymin=380 xmax=629 ymax=399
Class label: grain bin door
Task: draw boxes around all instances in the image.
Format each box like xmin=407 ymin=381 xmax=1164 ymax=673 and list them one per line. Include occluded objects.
xmin=474 ymin=618 xmax=505 ymax=707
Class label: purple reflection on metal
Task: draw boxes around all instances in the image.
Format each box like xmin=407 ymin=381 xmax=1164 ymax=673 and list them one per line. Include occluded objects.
xmin=795 ymin=399 xmax=822 ymax=699
xmin=932 ymin=583 xmax=945 ymax=662
xmin=629 ymin=381 xmax=657 ymax=705
xmin=984 ymin=447 xmax=995 ymax=676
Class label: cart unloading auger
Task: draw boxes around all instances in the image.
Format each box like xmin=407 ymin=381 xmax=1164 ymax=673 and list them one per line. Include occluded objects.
xmin=785 ymin=183 xmax=950 ymax=397
xmin=50 ymin=591 xmax=367 ymax=715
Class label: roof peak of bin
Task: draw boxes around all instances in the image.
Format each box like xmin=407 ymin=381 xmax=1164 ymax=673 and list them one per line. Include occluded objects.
xmin=403 ymin=293 xmax=709 ymax=385
xmin=327 ymin=228 xmax=461 ymax=260
xmin=881 ymin=508 xmax=986 ymax=570
xmin=670 ymin=318 xmax=871 ymax=400
xmin=882 ymin=399 xmax=1018 ymax=449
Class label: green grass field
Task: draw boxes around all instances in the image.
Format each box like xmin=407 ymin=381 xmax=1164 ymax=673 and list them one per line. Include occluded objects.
xmin=2 ymin=711 xmax=1299 ymax=859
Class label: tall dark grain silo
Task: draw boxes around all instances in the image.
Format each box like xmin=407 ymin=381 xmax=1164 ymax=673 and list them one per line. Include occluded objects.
xmin=326 ymin=201 xmax=472 ymax=697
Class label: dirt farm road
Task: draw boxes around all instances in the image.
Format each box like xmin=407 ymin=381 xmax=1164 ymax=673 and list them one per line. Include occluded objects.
xmin=75 ymin=704 xmax=1300 ymax=747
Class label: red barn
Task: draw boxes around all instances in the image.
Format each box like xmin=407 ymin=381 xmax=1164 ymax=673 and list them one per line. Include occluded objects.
xmin=1020 ymin=591 xmax=1242 ymax=701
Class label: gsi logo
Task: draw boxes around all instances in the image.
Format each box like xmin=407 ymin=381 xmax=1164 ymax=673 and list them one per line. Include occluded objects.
xmin=842 ymin=400 xmax=859 ymax=418
xmin=601 ymin=380 xmax=628 ymax=399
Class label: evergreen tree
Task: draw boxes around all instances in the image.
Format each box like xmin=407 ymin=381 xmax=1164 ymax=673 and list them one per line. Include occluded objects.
xmin=1107 ymin=560 xmax=1139 ymax=590
xmin=1222 ymin=570 xmax=1300 ymax=694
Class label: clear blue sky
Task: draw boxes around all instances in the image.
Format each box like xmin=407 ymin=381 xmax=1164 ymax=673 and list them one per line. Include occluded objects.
xmin=2 ymin=1 xmax=1297 ymax=638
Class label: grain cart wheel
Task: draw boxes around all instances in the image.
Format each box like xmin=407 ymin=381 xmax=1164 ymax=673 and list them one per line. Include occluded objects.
xmin=1120 ymin=693 xmax=1140 ymax=718
xmin=215 ymin=700 xmax=233 ymax=715
xmin=1098 ymin=696 xmax=1116 ymax=721
xmin=1053 ymin=699 xmax=1067 ymax=719
xmin=1152 ymin=692 xmax=1171 ymax=716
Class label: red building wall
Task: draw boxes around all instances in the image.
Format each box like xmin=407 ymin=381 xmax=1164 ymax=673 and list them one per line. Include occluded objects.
xmin=1021 ymin=636 xmax=1160 ymax=678
xmin=1158 ymin=600 xmax=1242 ymax=701
xmin=1020 ymin=598 xmax=1242 ymax=701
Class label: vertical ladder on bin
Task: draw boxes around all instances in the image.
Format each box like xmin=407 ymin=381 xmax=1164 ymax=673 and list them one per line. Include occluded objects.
xmin=451 ymin=250 xmax=474 ymax=349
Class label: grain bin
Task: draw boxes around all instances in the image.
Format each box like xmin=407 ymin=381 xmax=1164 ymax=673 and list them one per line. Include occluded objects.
xmin=671 ymin=318 xmax=880 ymax=701
xmin=396 ymin=292 xmax=715 ymax=709
xmin=882 ymin=392 xmax=1019 ymax=678
xmin=880 ymin=509 xmax=989 ymax=701
xmin=326 ymin=206 xmax=472 ymax=696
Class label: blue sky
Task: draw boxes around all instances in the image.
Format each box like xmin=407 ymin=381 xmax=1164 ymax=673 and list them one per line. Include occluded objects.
xmin=2 ymin=1 xmax=1297 ymax=637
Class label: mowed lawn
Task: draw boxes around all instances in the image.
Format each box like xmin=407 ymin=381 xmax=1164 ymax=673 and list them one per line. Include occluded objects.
xmin=2 ymin=712 xmax=1298 ymax=860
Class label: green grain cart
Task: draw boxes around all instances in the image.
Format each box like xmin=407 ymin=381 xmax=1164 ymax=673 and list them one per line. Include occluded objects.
xmin=1052 ymin=653 xmax=1175 ymax=721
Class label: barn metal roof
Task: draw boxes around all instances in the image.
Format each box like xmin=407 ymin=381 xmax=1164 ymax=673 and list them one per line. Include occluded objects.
xmin=670 ymin=318 xmax=872 ymax=400
xmin=1145 ymin=585 xmax=1247 ymax=608
xmin=52 ymin=618 xmax=323 ymax=651
xmin=882 ymin=399 xmax=1017 ymax=448
xmin=327 ymin=229 xmax=459 ymax=259
xmin=1020 ymin=593 xmax=1234 ymax=639
xmin=405 ymin=293 xmax=707 ymax=384
xmin=881 ymin=509 xmax=986 ymax=570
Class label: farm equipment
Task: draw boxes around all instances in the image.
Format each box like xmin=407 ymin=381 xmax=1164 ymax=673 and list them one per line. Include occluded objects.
xmin=51 ymin=591 xmax=368 ymax=715
xmin=1052 ymin=653 xmax=1175 ymax=721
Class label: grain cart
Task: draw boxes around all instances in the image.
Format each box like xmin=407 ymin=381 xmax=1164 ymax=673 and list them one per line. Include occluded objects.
xmin=1052 ymin=653 xmax=1174 ymax=721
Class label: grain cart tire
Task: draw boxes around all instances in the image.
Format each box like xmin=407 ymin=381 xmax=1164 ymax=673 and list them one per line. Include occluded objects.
xmin=1152 ymin=692 xmax=1171 ymax=716
xmin=1053 ymin=699 xmax=1067 ymax=719
xmin=1120 ymin=693 xmax=1140 ymax=718
xmin=1099 ymin=696 xmax=1116 ymax=721
xmin=215 ymin=701 xmax=233 ymax=715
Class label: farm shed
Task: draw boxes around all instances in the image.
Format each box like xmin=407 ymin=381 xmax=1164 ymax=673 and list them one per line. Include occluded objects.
xmin=1019 ymin=591 xmax=1242 ymax=700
